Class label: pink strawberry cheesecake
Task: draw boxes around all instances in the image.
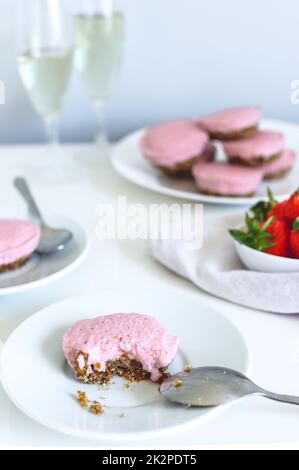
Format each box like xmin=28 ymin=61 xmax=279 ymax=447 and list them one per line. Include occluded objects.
xmin=262 ymin=149 xmax=297 ymax=180
xmin=223 ymin=130 xmax=284 ymax=166
xmin=0 ymin=219 xmax=41 ymax=272
xmin=197 ymin=106 xmax=261 ymax=140
xmin=192 ymin=161 xmax=263 ymax=197
xmin=139 ymin=120 xmax=210 ymax=175
xmin=63 ymin=313 xmax=178 ymax=384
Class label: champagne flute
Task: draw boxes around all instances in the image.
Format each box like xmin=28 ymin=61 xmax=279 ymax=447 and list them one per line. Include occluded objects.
xmin=74 ymin=0 xmax=125 ymax=148
xmin=17 ymin=0 xmax=73 ymax=146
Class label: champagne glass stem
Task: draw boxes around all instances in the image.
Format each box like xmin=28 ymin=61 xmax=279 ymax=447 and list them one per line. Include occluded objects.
xmin=93 ymin=100 xmax=108 ymax=146
xmin=45 ymin=115 xmax=60 ymax=146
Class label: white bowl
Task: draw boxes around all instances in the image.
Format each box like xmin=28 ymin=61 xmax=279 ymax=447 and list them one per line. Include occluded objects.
xmin=232 ymin=227 xmax=299 ymax=273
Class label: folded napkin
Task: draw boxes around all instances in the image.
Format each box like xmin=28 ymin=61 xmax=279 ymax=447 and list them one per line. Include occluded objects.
xmin=149 ymin=213 xmax=299 ymax=314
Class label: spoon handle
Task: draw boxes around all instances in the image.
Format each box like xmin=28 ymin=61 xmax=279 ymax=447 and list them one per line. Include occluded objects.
xmin=14 ymin=177 xmax=44 ymax=225
xmin=259 ymin=389 xmax=299 ymax=406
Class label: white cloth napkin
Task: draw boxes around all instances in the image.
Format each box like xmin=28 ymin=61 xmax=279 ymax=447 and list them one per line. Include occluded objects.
xmin=149 ymin=213 xmax=299 ymax=314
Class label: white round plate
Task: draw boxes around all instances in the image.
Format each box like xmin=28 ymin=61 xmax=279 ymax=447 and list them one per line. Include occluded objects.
xmin=0 ymin=209 xmax=90 ymax=295
xmin=112 ymin=118 xmax=299 ymax=205
xmin=0 ymin=289 xmax=251 ymax=441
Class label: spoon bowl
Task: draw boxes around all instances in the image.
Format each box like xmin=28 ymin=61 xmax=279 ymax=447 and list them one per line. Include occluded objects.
xmin=37 ymin=225 xmax=73 ymax=255
xmin=160 ymin=366 xmax=299 ymax=408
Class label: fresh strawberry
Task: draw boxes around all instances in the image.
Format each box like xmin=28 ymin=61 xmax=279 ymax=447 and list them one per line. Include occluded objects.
xmin=285 ymin=189 xmax=299 ymax=223
xmin=289 ymin=217 xmax=299 ymax=258
xmin=230 ymin=214 xmax=289 ymax=257
xmin=262 ymin=219 xmax=289 ymax=257
xmin=267 ymin=200 xmax=288 ymax=221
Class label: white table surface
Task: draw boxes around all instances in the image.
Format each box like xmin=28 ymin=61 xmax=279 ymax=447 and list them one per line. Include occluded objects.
xmin=1 ymin=144 xmax=299 ymax=449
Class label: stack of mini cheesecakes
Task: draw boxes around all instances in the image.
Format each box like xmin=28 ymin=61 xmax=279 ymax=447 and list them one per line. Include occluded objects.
xmin=140 ymin=107 xmax=297 ymax=197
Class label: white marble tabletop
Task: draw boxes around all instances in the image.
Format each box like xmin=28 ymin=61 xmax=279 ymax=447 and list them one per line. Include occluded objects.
xmin=0 ymin=144 xmax=299 ymax=449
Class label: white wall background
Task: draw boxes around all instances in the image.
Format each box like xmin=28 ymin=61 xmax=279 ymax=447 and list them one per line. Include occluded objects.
xmin=0 ymin=0 xmax=299 ymax=143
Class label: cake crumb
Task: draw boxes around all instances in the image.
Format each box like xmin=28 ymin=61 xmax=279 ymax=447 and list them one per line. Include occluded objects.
xmin=89 ymin=400 xmax=105 ymax=415
xmin=117 ymin=413 xmax=125 ymax=418
xmin=77 ymin=390 xmax=88 ymax=408
xmin=123 ymin=383 xmax=130 ymax=391
xmin=99 ymin=383 xmax=109 ymax=390
xmin=76 ymin=391 xmax=104 ymax=415
xmin=172 ymin=379 xmax=183 ymax=388
xmin=184 ymin=365 xmax=192 ymax=373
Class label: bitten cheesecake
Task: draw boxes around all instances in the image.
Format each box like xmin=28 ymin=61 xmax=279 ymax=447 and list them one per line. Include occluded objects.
xmin=63 ymin=313 xmax=178 ymax=384
xmin=0 ymin=219 xmax=41 ymax=272
xmin=139 ymin=120 xmax=210 ymax=175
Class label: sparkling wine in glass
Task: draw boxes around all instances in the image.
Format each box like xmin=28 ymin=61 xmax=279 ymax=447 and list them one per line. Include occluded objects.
xmin=75 ymin=0 xmax=125 ymax=147
xmin=17 ymin=0 xmax=73 ymax=145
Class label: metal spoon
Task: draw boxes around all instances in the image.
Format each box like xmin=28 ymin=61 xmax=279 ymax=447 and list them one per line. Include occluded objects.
xmin=14 ymin=177 xmax=73 ymax=255
xmin=160 ymin=366 xmax=299 ymax=407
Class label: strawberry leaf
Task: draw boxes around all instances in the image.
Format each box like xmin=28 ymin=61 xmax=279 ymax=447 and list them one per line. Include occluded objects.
xmin=293 ymin=217 xmax=299 ymax=231
xmin=230 ymin=214 xmax=276 ymax=251
xmin=267 ymin=188 xmax=276 ymax=207
xmin=261 ymin=216 xmax=274 ymax=232
xmin=249 ymin=189 xmax=277 ymax=222
xmin=250 ymin=201 xmax=269 ymax=222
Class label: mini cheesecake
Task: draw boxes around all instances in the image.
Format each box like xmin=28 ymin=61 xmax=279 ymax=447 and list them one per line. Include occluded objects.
xmin=262 ymin=149 xmax=297 ymax=180
xmin=139 ymin=120 xmax=210 ymax=175
xmin=63 ymin=313 xmax=178 ymax=384
xmin=197 ymin=106 xmax=261 ymax=140
xmin=223 ymin=130 xmax=284 ymax=167
xmin=0 ymin=219 xmax=41 ymax=272
xmin=192 ymin=161 xmax=263 ymax=197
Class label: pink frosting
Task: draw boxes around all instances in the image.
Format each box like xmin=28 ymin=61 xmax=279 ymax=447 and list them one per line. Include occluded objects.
xmin=139 ymin=120 xmax=209 ymax=166
xmin=262 ymin=149 xmax=297 ymax=177
xmin=192 ymin=162 xmax=263 ymax=195
xmin=223 ymin=130 xmax=284 ymax=161
xmin=63 ymin=313 xmax=179 ymax=382
xmin=0 ymin=219 xmax=41 ymax=266
xmin=198 ymin=106 xmax=261 ymax=134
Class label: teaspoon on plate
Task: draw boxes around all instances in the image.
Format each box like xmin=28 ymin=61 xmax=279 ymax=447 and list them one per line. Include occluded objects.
xmin=160 ymin=366 xmax=299 ymax=407
xmin=14 ymin=177 xmax=73 ymax=255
